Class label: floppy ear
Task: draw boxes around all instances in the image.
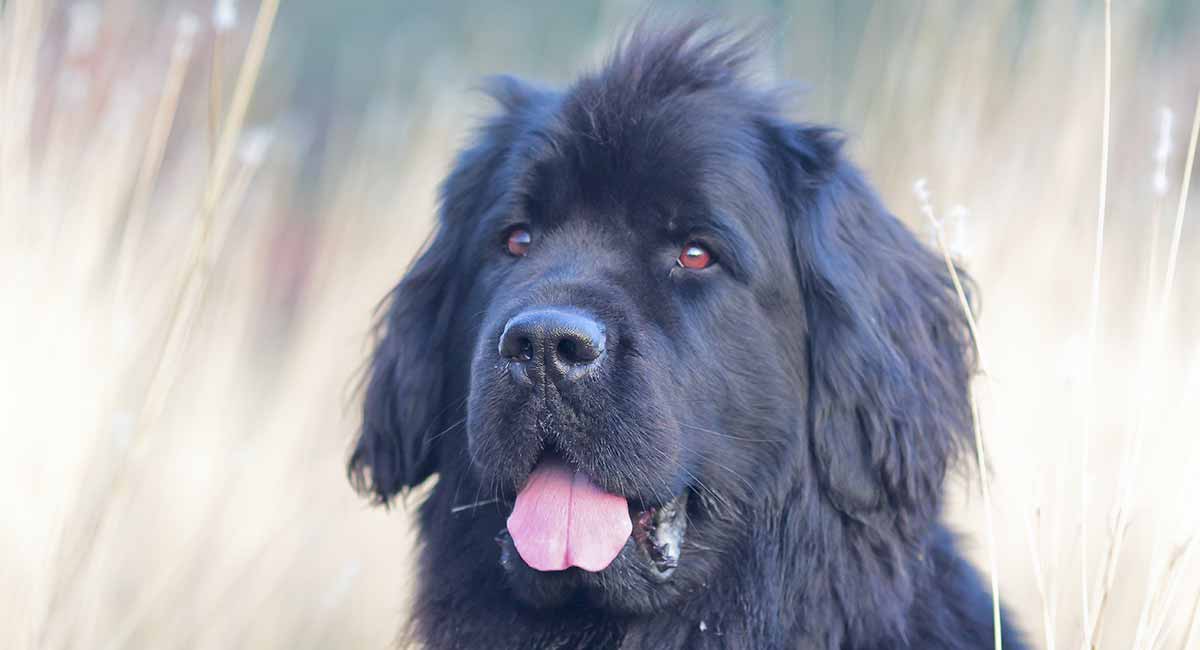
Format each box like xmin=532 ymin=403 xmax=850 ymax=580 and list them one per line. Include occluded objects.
xmin=348 ymin=76 xmax=544 ymax=504
xmin=776 ymin=124 xmax=977 ymax=530
xmin=348 ymin=228 xmax=460 ymax=502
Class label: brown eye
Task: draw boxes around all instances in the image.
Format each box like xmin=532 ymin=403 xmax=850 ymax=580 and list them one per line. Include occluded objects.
xmin=505 ymin=227 xmax=531 ymax=257
xmin=677 ymin=242 xmax=713 ymax=269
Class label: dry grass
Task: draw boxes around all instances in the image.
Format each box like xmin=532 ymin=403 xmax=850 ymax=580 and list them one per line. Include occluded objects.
xmin=2 ymin=1 xmax=1198 ymax=648
xmin=918 ymin=177 xmax=1004 ymax=650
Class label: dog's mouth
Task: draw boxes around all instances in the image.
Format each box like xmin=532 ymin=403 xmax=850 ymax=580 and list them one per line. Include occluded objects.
xmin=498 ymin=456 xmax=688 ymax=580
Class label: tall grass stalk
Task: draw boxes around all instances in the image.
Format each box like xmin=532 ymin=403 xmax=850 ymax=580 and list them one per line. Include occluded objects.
xmin=0 ymin=0 xmax=45 ymax=230
xmin=138 ymin=0 xmax=280 ymax=438
xmin=1079 ymin=2 xmax=1112 ymax=644
xmin=1100 ymin=90 xmax=1200 ymax=650
xmin=1130 ymin=87 xmax=1200 ymax=650
xmin=210 ymin=0 xmax=238 ymax=163
xmin=34 ymin=2 xmax=281 ymax=644
xmin=1021 ymin=504 xmax=1056 ymax=650
xmin=1156 ymin=91 xmax=1200 ymax=313
xmin=915 ymin=180 xmax=1004 ymax=650
xmin=1183 ymin=590 xmax=1200 ymax=649
xmin=1086 ymin=105 xmax=1177 ymax=648
xmin=1143 ymin=539 xmax=1197 ymax=648
xmin=114 ymin=13 xmax=200 ymax=306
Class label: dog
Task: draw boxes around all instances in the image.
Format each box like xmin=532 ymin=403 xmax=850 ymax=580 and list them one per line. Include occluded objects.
xmin=347 ymin=20 xmax=1027 ymax=650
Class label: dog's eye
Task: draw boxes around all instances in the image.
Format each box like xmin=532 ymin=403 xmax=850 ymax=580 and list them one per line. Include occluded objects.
xmin=505 ymin=227 xmax=532 ymax=257
xmin=677 ymin=242 xmax=714 ymax=270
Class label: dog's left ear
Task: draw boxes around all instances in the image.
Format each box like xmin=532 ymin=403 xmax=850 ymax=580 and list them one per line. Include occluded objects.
xmin=348 ymin=226 xmax=462 ymax=504
xmin=349 ymin=75 xmax=548 ymax=504
xmin=771 ymin=123 xmax=977 ymax=530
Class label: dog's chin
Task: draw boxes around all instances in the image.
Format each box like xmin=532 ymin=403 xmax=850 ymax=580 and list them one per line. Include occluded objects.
xmin=495 ymin=490 xmax=691 ymax=614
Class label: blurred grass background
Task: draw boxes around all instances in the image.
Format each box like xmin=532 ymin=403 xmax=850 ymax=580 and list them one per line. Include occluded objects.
xmin=2 ymin=1 xmax=1199 ymax=648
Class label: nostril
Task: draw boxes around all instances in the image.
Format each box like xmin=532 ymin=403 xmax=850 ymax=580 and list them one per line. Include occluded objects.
xmin=557 ymin=338 xmax=578 ymax=363
xmin=516 ymin=337 xmax=533 ymax=362
xmin=556 ymin=338 xmax=580 ymax=364
xmin=556 ymin=335 xmax=600 ymax=365
xmin=499 ymin=321 xmax=536 ymax=362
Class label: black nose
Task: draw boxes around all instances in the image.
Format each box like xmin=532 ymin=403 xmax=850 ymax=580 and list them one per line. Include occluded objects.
xmin=499 ymin=308 xmax=606 ymax=384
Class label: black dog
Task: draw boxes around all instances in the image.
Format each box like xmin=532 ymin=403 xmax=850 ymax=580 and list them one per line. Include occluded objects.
xmin=348 ymin=21 xmax=1027 ymax=650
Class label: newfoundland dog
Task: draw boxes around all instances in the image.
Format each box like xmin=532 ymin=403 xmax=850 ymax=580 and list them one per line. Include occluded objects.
xmin=348 ymin=21 xmax=1027 ymax=650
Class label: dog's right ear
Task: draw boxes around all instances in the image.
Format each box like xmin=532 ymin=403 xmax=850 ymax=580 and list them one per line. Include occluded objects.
xmin=348 ymin=75 xmax=546 ymax=504
xmin=771 ymin=123 xmax=977 ymax=530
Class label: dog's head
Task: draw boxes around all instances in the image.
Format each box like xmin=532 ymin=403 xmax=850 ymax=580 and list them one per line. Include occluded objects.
xmin=349 ymin=22 xmax=975 ymax=616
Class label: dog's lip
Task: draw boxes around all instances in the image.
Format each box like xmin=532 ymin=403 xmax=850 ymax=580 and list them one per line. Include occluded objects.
xmin=630 ymin=490 xmax=689 ymax=579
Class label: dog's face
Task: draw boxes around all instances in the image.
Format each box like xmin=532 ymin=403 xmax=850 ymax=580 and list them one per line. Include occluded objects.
xmin=350 ymin=26 xmax=975 ymax=620
xmin=460 ymin=96 xmax=807 ymax=610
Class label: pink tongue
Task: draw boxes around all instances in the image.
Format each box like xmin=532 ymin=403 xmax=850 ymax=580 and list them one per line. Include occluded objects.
xmin=506 ymin=458 xmax=632 ymax=572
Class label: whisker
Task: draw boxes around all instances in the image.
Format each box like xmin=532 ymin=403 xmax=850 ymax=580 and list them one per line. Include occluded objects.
xmin=684 ymin=446 xmax=757 ymax=499
xmin=450 ymin=498 xmax=500 ymax=514
xmin=491 ymin=478 xmax=505 ymax=518
xmin=608 ymin=412 xmax=677 ymax=500
xmin=678 ymin=464 xmax=733 ymax=516
xmin=466 ymin=439 xmax=490 ymax=515
xmin=448 ymin=450 xmax=471 ymax=513
xmin=679 ymin=422 xmax=775 ymax=444
xmin=427 ymin=415 xmax=467 ymax=443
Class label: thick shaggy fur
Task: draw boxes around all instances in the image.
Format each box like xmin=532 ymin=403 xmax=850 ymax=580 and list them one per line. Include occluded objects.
xmin=348 ymin=21 xmax=1027 ymax=650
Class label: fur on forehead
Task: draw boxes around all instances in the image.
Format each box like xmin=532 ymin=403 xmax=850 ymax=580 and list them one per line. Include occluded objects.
xmin=490 ymin=21 xmax=791 ymax=236
xmin=562 ymin=21 xmax=775 ymax=195
xmin=566 ymin=19 xmax=775 ymax=130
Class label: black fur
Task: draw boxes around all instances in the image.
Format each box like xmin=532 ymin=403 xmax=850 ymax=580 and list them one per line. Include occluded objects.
xmin=348 ymin=20 xmax=1027 ymax=650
